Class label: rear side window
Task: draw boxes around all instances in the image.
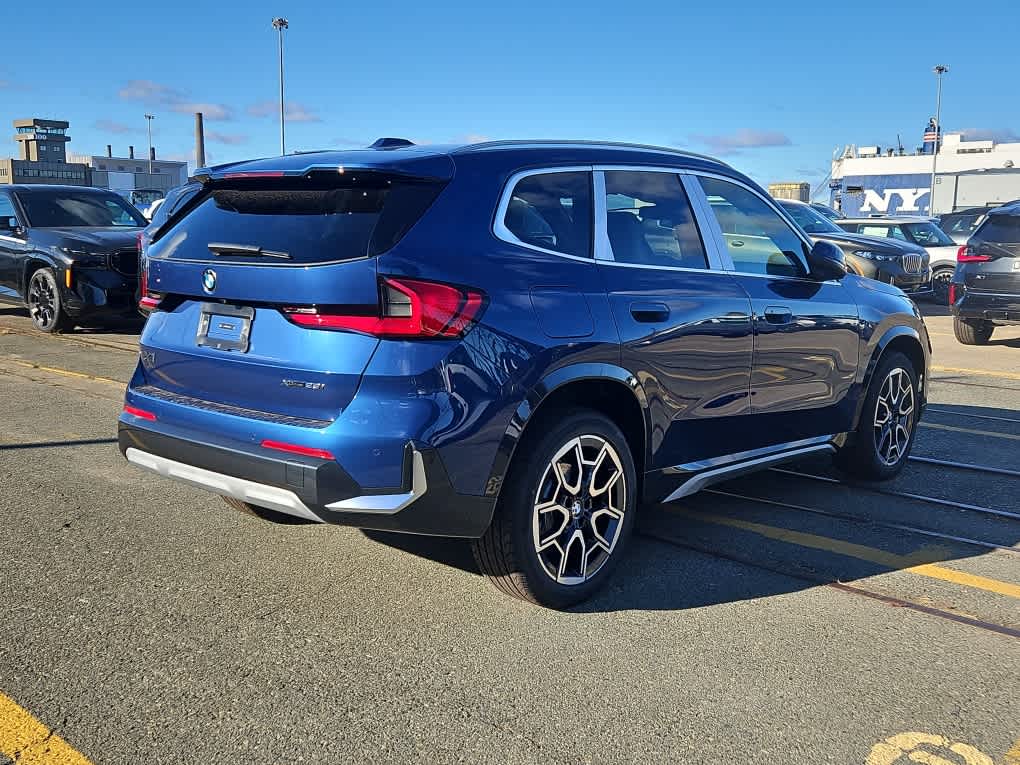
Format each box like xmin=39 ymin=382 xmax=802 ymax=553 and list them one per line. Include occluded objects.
xmin=603 ymin=171 xmax=707 ymax=268
xmin=501 ymin=171 xmax=592 ymax=258
xmin=975 ymin=214 xmax=1020 ymax=244
xmin=152 ymin=173 xmax=445 ymax=264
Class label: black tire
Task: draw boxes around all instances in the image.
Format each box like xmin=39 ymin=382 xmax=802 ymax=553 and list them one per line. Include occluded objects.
xmin=953 ymin=317 xmax=993 ymax=345
xmin=26 ymin=268 xmax=72 ymax=333
xmin=472 ymin=409 xmax=637 ymax=608
xmin=220 ymin=496 xmax=316 ymax=525
xmin=835 ymin=351 xmax=919 ymax=481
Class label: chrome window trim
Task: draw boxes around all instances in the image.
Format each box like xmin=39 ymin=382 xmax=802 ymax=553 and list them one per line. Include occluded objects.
xmin=492 ymin=165 xmax=596 ymax=261
xmin=684 ymin=169 xmax=822 ymax=281
xmin=592 ymin=166 xmax=725 ymax=272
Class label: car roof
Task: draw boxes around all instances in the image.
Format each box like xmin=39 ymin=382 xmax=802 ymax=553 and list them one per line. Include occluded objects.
xmin=196 ymin=138 xmax=734 ymax=181
xmin=988 ymin=199 xmax=1020 ymax=217
xmin=5 ymin=184 xmax=120 ymax=194
xmin=840 ymin=216 xmax=935 ymax=224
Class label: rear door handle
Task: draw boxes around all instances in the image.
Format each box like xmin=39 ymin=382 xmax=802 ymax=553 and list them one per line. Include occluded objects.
xmin=630 ymin=302 xmax=670 ymax=323
xmin=763 ymin=305 xmax=793 ymax=324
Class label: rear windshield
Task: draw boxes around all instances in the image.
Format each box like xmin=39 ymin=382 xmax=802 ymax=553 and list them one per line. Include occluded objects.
xmin=151 ymin=173 xmax=445 ymax=264
xmin=974 ymin=214 xmax=1020 ymax=244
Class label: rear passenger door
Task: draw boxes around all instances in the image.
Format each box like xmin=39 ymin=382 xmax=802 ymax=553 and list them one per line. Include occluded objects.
xmin=593 ymin=169 xmax=754 ymax=470
xmin=691 ymin=175 xmax=860 ymax=444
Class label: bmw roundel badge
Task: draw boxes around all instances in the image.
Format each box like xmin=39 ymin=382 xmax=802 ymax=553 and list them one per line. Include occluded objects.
xmin=202 ymin=269 xmax=217 ymax=293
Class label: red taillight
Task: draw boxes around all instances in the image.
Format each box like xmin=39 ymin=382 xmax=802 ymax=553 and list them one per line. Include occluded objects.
xmin=281 ymin=277 xmax=485 ymax=339
xmin=957 ymin=245 xmax=991 ymax=263
xmin=948 ymin=283 xmax=957 ymax=304
xmin=123 ymin=404 xmax=157 ymax=421
xmin=138 ymin=240 xmax=163 ymax=311
xmin=260 ymin=439 xmax=335 ymax=460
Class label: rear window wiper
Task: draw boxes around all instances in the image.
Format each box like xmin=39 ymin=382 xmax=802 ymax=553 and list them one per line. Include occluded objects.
xmin=206 ymin=242 xmax=292 ymax=260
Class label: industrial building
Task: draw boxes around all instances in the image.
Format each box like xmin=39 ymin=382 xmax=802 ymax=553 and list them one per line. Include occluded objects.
xmin=1 ymin=118 xmax=187 ymax=205
xmin=0 ymin=118 xmax=89 ymax=185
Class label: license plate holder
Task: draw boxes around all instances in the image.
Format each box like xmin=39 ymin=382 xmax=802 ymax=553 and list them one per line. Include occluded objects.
xmin=196 ymin=302 xmax=254 ymax=352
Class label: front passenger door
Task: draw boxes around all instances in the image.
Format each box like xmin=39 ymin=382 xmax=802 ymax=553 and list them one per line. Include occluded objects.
xmin=0 ymin=192 xmax=27 ymax=295
xmin=594 ymin=169 xmax=754 ymax=470
xmin=693 ymin=176 xmax=861 ymax=444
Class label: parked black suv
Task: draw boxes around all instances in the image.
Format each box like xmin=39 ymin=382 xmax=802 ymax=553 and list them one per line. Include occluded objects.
xmin=776 ymin=200 xmax=930 ymax=293
xmin=951 ymin=200 xmax=1020 ymax=344
xmin=0 ymin=184 xmax=147 ymax=332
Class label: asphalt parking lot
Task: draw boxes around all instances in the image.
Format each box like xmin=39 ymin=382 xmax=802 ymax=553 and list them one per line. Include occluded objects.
xmin=1 ymin=303 xmax=1018 ymax=764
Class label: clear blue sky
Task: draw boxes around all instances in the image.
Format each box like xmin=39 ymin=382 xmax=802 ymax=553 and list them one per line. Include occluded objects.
xmin=1 ymin=0 xmax=1017 ymax=188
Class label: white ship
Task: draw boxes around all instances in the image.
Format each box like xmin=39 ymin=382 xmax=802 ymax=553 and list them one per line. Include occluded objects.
xmin=829 ymin=123 xmax=1020 ymax=216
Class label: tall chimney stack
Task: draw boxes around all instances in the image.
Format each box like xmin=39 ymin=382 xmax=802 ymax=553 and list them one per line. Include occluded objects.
xmin=195 ymin=112 xmax=206 ymax=168
xmin=106 ymin=144 xmax=112 ymax=158
xmin=129 ymin=145 xmax=135 ymax=159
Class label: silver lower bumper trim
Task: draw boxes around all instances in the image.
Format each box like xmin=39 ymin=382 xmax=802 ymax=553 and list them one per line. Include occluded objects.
xmin=126 ymin=447 xmax=323 ymax=522
xmin=325 ymin=450 xmax=427 ymax=514
xmin=125 ymin=446 xmax=430 ymax=522
xmin=663 ymin=443 xmax=836 ymax=502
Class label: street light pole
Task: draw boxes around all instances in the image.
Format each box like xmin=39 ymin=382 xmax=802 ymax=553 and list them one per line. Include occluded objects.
xmin=272 ymin=17 xmax=289 ymax=156
xmin=144 ymin=114 xmax=155 ymax=176
xmin=929 ymin=64 xmax=949 ymax=215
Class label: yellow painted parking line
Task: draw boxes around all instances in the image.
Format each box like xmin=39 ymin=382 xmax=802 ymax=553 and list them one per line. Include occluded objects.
xmin=0 ymin=691 xmax=92 ymax=764
xmin=684 ymin=510 xmax=1020 ymax=599
xmin=931 ymin=364 xmax=1020 ymax=382
xmin=919 ymin=422 xmax=1020 ymax=441
xmin=1004 ymin=738 xmax=1020 ymax=765
xmin=2 ymin=358 xmax=123 ymax=387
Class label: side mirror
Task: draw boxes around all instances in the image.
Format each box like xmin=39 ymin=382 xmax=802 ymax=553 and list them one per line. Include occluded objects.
xmin=807 ymin=240 xmax=847 ymax=280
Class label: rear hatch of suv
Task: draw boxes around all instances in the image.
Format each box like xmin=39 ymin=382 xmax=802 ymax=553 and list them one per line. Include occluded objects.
xmin=137 ymin=152 xmax=454 ymax=425
xmin=961 ymin=210 xmax=1020 ymax=297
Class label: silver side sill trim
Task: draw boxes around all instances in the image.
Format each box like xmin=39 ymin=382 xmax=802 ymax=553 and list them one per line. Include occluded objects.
xmin=663 ymin=443 xmax=836 ymax=503
xmin=326 ymin=450 xmax=427 ymax=514
xmin=126 ymin=447 xmax=324 ymax=522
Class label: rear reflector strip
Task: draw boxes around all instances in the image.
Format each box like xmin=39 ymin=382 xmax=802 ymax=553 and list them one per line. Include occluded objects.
xmin=123 ymin=404 xmax=157 ymax=421
xmin=260 ymin=439 xmax=335 ymax=461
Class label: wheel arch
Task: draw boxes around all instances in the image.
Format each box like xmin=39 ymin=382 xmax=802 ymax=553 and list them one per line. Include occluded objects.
xmin=856 ymin=325 xmax=928 ymax=427
xmin=20 ymin=253 xmax=62 ymax=297
xmin=483 ymin=363 xmax=648 ymax=504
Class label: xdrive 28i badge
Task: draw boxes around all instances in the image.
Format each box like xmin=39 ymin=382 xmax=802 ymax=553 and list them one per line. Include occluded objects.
xmin=202 ymin=269 xmax=217 ymax=293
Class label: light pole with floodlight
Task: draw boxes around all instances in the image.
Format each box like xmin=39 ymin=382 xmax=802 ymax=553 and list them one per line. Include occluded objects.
xmin=929 ymin=64 xmax=949 ymax=214
xmin=144 ymin=113 xmax=155 ymax=175
xmin=272 ymin=17 xmax=289 ymax=155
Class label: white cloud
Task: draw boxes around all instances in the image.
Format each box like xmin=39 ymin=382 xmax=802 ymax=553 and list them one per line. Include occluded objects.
xmin=247 ymin=100 xmax=320 ymax=123
xmin=205 ymin=131 xmax=249 ymax=145
xmin=689 ymin=129 xmax=792 ymax=156
xmin=118 ymin=79 xmax=233 ymax=121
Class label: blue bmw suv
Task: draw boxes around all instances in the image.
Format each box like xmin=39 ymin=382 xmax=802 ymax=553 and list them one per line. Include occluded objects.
xmin=120 ymin=139 xmax=930 ymax=607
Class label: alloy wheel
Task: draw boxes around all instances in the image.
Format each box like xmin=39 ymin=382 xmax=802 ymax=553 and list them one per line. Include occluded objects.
xmin=28 ymin=273 xmax=57 ymax=329
xmin=873 ymin=368 xmax=915 ymax=466
xmin=532 ymin=435 xmax=626 ymax=586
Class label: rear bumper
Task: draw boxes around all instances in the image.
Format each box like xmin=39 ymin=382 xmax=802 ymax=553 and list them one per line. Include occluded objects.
xmin=951 ymin=290 xmax=1020 ymax=324
xmin=118 ymin=423 xmax=495 ymax=537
